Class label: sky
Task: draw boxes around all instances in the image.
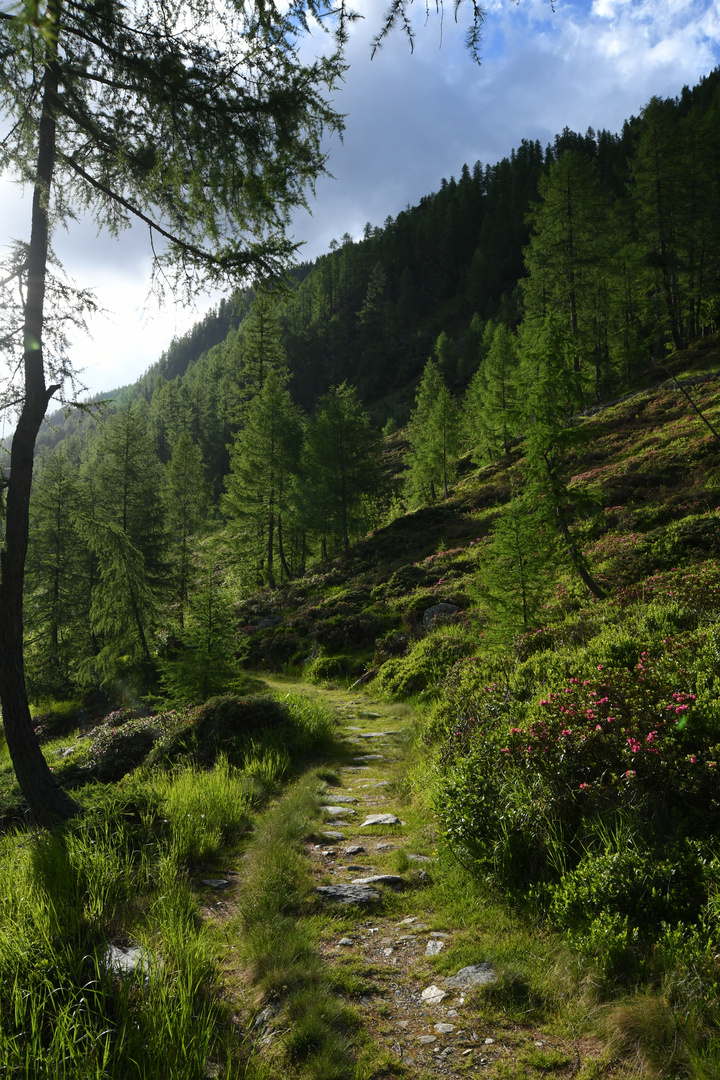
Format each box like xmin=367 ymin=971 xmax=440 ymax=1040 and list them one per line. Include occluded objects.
xmin=1 ymin=0 xmax=720 ymax=399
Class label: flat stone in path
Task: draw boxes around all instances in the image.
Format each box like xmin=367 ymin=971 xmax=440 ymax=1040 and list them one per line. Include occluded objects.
xmin=323 ymin=795 xmax=358 ymax=803
xmin=445 ymin=963 xmax=496 ymax=988
xmin=434 ymin=1023 xmax=455 ymax=1034
xmin=351 ymin=874 xmax=405 ymax=890
xmin=353 ymin=755 xmax=384 ymax=761
xmin=355 ymin=731 xmax=397 ymax=739
xmin=360 ymin=813 xmax=402 ymax=827
xmin=344 ymin=844 xmax=365 ymax=855
xmin=323 ymin=806 xmax=357 ymax=816
xmin=201 ymin=878 xmax=230 ymax=888
xmin=421 ymin=985 xmax=448 ymax=1005
xmin=322 ymin=831 xmax=345 ymax=841
xmin=426 ymin=940 xmax=444 ymax=956
xmin=314 ymin=883 xmax=380 ymax=905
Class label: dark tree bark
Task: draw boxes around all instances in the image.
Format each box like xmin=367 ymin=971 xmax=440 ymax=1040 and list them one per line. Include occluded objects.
xmin=0 ymin=48 xmax=80 ymax=823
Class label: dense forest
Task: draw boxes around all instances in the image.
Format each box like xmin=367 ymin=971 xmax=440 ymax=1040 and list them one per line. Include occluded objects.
xmin=20 ymin=67 xmax=720 ymax=705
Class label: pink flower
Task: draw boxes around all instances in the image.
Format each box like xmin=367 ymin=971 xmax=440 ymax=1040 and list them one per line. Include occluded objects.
xmin=627 ymin=737 xmax=641 ymax=753
xmin=579 ymin=783 xmax=590 ymax=790
xmin=625 ymin=770 xmax=636 ymax=778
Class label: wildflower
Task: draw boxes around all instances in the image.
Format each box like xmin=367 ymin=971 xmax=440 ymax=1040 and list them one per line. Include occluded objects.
xmin=625 ymin=770 xmax=636 ymax=778
xmin=627 ymin=737 xmax=641 ymax=753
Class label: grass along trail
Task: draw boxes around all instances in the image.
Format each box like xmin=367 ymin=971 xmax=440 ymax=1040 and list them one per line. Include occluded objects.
xmin=227 ymin=677 xmax=610 ymax=1080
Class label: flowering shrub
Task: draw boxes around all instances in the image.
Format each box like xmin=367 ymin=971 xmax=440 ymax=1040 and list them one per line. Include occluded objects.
xmin=434 ymin=617 xmax=720 ymax=941
xmin=82 ymin=711 xmax=187 ymax=781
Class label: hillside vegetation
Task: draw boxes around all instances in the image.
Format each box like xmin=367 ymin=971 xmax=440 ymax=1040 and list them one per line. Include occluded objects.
xmin=2 ymin=67 xmax=720 ymax=1079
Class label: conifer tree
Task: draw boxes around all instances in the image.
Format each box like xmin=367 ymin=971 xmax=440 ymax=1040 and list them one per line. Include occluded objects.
xmin=464 ymin=323 xmax=518 ymax=464
xmin=404 ymin=358 xmax=461 ymax=505
xmin=523 ymin=150 xmax=608 ymax=405
xmin=223 ymin=369 xmax=303 ymax=585
xmin=479 ymin=488 xmax=556 ymax=634
xmin=159 ymin=573 xmax=240 ymax=704
xmin=24 ymin=448 xmax=86 ymax=698
xmin=520 ymin=313 xmax=605 ymax=600
xmin=162 ymin=434 xmax=210 ymax=628
xmin=300 ymin=383 xmax=384 ymax=556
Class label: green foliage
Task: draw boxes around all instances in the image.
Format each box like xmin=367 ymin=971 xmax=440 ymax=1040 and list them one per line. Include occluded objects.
xmin=223 ymin=367 xmax=303 ymax=586
xmin=404 ymin=358 xmax=462 ymax=505
xmin=464 ymin=323 xmax=518 ymax=462
xmin=159 ymin=576 xmax=242 ymax=704
xmin=299 ymin=382 xmax=386 ymax=555
xmin=375 ymin=624 xmax=475 ymax=700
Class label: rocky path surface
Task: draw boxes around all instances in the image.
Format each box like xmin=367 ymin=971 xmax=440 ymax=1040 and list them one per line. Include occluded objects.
xmin=295 ymin=690 xmax=594 ymax=1079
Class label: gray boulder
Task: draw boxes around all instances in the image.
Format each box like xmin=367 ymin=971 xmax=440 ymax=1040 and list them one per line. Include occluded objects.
xmin=423 ymin=603 xmax=460 ymax=633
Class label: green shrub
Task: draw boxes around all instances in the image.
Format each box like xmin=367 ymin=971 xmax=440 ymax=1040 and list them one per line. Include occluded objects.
xmin=375 ymin=624 xmax=477 ymax=699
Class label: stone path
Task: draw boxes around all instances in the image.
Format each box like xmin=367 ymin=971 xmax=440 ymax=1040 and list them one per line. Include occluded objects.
xmin=302 ymin=694 xmax=592 ymax=1078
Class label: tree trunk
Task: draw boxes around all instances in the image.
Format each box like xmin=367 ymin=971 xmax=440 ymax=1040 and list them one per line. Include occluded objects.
xmin=0 ymin=36 xmax=80 ymax=824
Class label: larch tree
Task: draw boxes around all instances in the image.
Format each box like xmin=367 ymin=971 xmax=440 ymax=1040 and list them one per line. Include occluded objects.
xmin=404 ymin=357 xmax=461 ymax=505
xmin=223 ymin=368 xmax=303 ymax=587
xmin=0 ymin=0 xmax=484 ymax=824
xmin=300 ymin=382 xmax=384 ymax=556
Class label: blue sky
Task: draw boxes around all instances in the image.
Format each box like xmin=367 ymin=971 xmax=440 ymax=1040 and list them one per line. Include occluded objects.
xmin=2 ymin=0 xmax=719 ymax=398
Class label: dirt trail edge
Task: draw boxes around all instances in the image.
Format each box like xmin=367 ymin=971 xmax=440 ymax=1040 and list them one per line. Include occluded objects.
xmin=240 ymin=680 xmax=605 ymax=1080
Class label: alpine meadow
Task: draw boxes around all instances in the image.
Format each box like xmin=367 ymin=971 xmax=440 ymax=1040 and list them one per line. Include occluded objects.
xmin=2 ymin=1 xmax=720 ymax=1073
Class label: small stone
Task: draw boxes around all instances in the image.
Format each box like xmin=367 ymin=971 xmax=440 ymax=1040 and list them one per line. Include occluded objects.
xmin=324 ymin=806 xmax=357 ymax=816
xmin=344 ymin=845 xmax=365 ymax=855
xmin=399 ymin=916 xmax=418 ymax=925
xmin=106 ymin=944 xmax=149 ymax=976
xmin=201 ymin=878 xmax=229 ymax=889
xmin=360 ymin=813 xmax=401 ymax=827
xmin=324 ymin=795 xmax=358 ymax=803
xmin=353 ymin=754 xmax=384 ymax=761
xmin=382 ymin=947 xmax=394 ymax=956
xmin=429 ymin=932 xmax=450 ymax=939
xmin=322 ymin=831 xmax=345 ymax=840
xmin=407 ymin=853 xmax=433 ymax=862
xmin=445 ymin=963 xmax=496 ymax=989
xmin=351 ymin=874 xmax=405 ymax=889
xmin=535 ymin=1041 xmax=544 ymax=1047
xmin=426 ymin=940 xmax=444 ymax=956
xmin=417 ymin=1035 xmax=436 ymax=1044
xmin=338 ymin=938 xmax=354 ymax=946
xmin=377 ymin=843 xmax=394 ymax=851
xmin=447 ymin=1009 xmax=458 ymax=1017
xmin=462 ymin=1049 xmax=473 ymax=1056
xmin=484 ymin=1038 xmax=494 ymax=1045
xmin=314 ymin=884 xmax=380 ymax=905
xmin=421 ymin=985 xmax=448 ymax=1005
xmin=397 ymin=1020 xmax=410 ymax=1029
xmin=434 ymin=1023 xmax=455 ymax=1034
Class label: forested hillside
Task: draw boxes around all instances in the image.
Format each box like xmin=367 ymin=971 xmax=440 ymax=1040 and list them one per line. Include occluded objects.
xmin=2 ymin=62 xmax=720 ymax=1080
